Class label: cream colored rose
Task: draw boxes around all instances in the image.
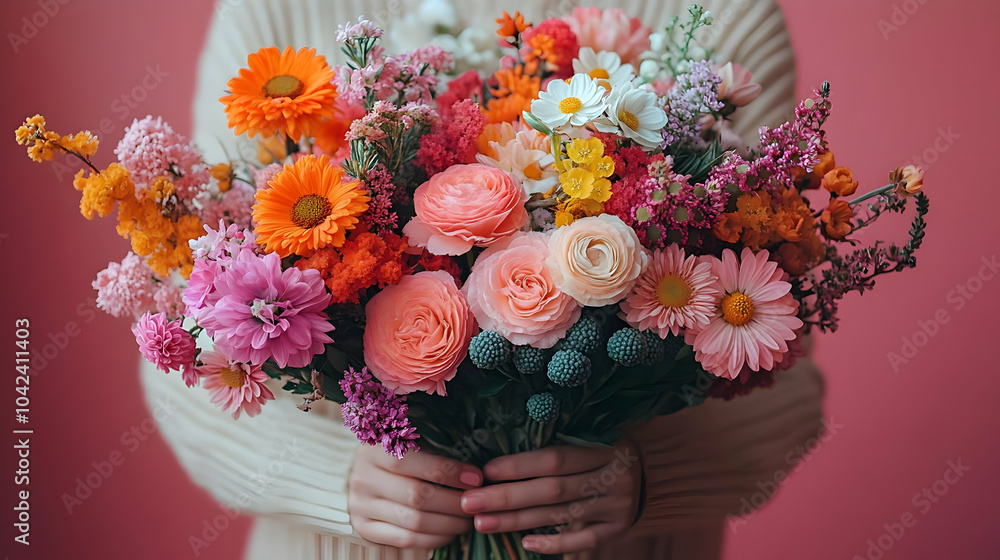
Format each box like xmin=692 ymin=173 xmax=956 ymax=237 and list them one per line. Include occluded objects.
xmin=545 ymin=214 xmax=649 ymax=306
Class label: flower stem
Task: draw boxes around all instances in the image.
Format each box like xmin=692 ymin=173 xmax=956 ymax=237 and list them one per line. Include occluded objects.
xmin=849 ymin=183 xmax=895 ymax=206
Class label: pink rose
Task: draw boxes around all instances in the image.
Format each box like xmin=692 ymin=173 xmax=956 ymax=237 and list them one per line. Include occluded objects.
xmin=546 ymin=214 xmax=649 ymax=307
xmin=363 ymin=271 xmax=476 ymax=396
xmin=716 ymin=62 xmax=762 ymax=108
xmin=463 ymin=232 xmax=582 ymax=349
xmin=562 ymin=7 xmax=652 ymax=67
xmin=403 ymin=164 xmax=529 ymax=255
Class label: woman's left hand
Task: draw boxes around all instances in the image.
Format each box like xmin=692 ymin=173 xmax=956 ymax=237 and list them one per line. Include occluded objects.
xmin=459 ymin=440 xmax=644 ymax=554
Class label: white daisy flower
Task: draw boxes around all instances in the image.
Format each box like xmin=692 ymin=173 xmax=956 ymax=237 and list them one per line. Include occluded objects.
xmin=476 ymin=131 xmax=559 ymax=195
xmin=572 ymin=48 xmax=635 ymax=92
xmin=530 ymin=74 xmax=606 ymax=129
xmin=593 ymin=82 xmax=668 ymax=150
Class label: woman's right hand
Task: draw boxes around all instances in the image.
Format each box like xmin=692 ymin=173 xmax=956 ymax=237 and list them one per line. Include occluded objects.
xmin=348 ymin=445 xmax=483 ymax=549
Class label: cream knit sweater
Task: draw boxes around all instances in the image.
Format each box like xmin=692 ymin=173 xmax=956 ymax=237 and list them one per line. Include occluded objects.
xmin=141 ymin=1 xmax=823 ymax=558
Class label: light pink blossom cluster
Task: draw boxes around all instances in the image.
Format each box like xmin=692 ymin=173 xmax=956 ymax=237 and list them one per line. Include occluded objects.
xmin=335 ymin=45 xmax=454 ymax=106
xmin=93 ymin=252 xmax=183 ymax=319
xmin=114 ymin=115 xmax=210 ymax=202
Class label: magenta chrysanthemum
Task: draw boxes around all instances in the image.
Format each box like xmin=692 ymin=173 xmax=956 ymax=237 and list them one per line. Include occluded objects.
xmin=132 ymin=312 xmax=197 ymax=384
xmin=197 ymin=348 xmax=275 ymax=418
xmin=93 ymin=252 xmax=157 ymax=319
xmin=620 ymin=245 xmax=720 ymax=337
xmin=199 ymin=251 xmax=334 ymax=368
xmin=114 ymin=115 xmax=211 ymax=201
xmin=685 ymin=248 xmax=803 ymax=380
xmin=340 ymin=366 xmax=419 ymax=459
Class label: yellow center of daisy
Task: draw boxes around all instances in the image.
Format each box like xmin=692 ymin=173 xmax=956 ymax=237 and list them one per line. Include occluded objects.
xmin=262 ymin=74 xmax=305 ymax=99
xmin=588 ymin=68 xmax=610 ymax=79
xmin=721 ymin=292 xmax=755 ymax=326
xmin=290 ymin=193 xmax=333 ymax=229
xmin=559 ymin=96 xmax=583 ymax=114
xmin=618 ymin=109 xmax=639 ymax=131
xmin=597 ymin=80 xmax=612 ymax=92
xmin=219 ymin=367 xmax=247 ymax=389
xmin=657 ymin=274 xmax=692 ymax=308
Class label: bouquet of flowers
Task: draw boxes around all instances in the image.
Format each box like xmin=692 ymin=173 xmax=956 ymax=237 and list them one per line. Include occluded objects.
xmin=16 ymin=4 xmax=928 ymax=558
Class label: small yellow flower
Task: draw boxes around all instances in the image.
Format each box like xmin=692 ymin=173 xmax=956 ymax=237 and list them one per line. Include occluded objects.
xmin=566 ymin=137 xmax=604 ymax=166
xmin=586 ymin=155 xmax=615 ymax=179
xmin=559 ymin=167 xmax=595 ymax=199
xmin=589 ymin=178 xmax=613 ymax=203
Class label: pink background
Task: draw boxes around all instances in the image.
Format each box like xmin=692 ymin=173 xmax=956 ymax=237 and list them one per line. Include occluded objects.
xmin=1 ymin=1 xmax=997 ymax=558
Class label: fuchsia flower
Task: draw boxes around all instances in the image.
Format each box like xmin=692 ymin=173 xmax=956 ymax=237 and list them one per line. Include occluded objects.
xmin=197 ymin=349 xmax=274 ymax=419
xmin=132 ymin=312 xmax=198 ymax=386
xmin=200 ymin=251 xmax=334 ymax=368
xmin=340 ymin=366 xmax=419 ymax=459
xmin=685 ymin=248 xmax=803 ymax=380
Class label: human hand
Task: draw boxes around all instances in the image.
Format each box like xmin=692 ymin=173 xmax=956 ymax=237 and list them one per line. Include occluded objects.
xmin=460 ymin=441 xmax=644 ymax=554
xmin=348 ymin=445 xmax=483 ymax=549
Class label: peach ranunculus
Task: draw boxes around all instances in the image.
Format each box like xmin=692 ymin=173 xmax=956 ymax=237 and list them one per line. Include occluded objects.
xmin=562 ymin=7 xmax=651 ymax=67
xmin=463 ymin=232 xmax=582 ymax=348
xmin=716 ymin=62 xmax=762 ymax=108
xmin=822 ymin=167 xmax=859 ymax=198
xmin=403 ymin=163 xmax=529 ymax=256
xmin=363 ymin=271 xmax=477 ymax=396
xmin=546 ymin=214 xmax=649 ymax=307
xmin=821 ymin=199 xmax=853 ymax=239
xmin=893 ymin=165 xmax=924 ymax=197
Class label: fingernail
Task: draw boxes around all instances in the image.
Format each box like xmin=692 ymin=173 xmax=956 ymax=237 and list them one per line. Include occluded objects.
xmin=460 ymin=470 xmax=482 ymax=487
xmin=476 ymin=515 xmax=499 ymax=532
xmin=462 ymin=493 xmax=486 ymax=513
xmin=522 ymin=537 xmax=538 ymax=551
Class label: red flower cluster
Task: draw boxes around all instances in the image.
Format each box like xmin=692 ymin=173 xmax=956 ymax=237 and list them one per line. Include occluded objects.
xmin=296 ymin=230 xmax=411 ymax=304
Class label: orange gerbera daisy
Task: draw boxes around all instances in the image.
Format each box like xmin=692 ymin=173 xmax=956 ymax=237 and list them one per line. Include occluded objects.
xmin=252 ymin=155 xmax=369 ymax=257
xmin=221 ymin=46 xmax=337 ymax=141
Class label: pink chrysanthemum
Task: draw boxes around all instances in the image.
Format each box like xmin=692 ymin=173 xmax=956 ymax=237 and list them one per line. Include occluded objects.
xmin=93 ymin=252 xmax=157 ymax=319
xmin=132 ymin=312 xmax=198 ymax=385
xmin=114 ymin=115 xmax=211 ymax=201
xmin=619 ymin=245 xmax=719 ymax=337
xmin=197 ymin=348 xmax=275 ymax=418
xmin=685 ymin=248 xmax=803 ymax=380
xmin=200 ymin=251 xmax=334 ymax=368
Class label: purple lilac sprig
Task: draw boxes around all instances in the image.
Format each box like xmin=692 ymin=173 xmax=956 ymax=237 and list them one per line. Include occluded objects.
xmin=340 ymin=366 xmax=420 ymax=459
xmin=660 ymin=60 xmax=724 ymax=150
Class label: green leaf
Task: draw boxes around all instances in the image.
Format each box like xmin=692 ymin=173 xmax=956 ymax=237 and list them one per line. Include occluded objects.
xmin=478 ymin=376 xmax=511 ymax=399
xmin=555 ymin=433 xmax=616 ymax=449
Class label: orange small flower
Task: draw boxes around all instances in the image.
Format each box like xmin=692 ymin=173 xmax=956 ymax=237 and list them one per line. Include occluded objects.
xmin=798 ymin=150 xmax=836 ymax=190
xmin=712 ymin=212 xmax=744 ymax=244
xmin=221 ymin=46 xmax=337 ymax=141
xmin=892 ymin=165 xmax=924 ymax=197
xmin=822 ymin=166 xmax=859 ymax=197
xmin=496 ymin=11 xmax=530 ymax=39
xmin=252 ymin=155 xmax=369 ymax=257
xmin=821 ymin=199 xmax=853 ymax=239
xmin=211 ymin=163 xmax=233 ymax=193
xmin=73 ymin=163 xmax=134 ymax=219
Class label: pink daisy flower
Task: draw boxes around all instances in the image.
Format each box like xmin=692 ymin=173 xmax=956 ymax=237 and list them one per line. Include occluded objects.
xmin=619 ymin=245 xmax=719 ymax=337
xmin=200 ymin=251 xmax=334 ymax=368
xmin=197 ymin=349 xmax=274 ymax=418
xmin=685 ymin=248 xmax=803 ymax=380
xmin=132 ymin=312 xmax=198 ymax=386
